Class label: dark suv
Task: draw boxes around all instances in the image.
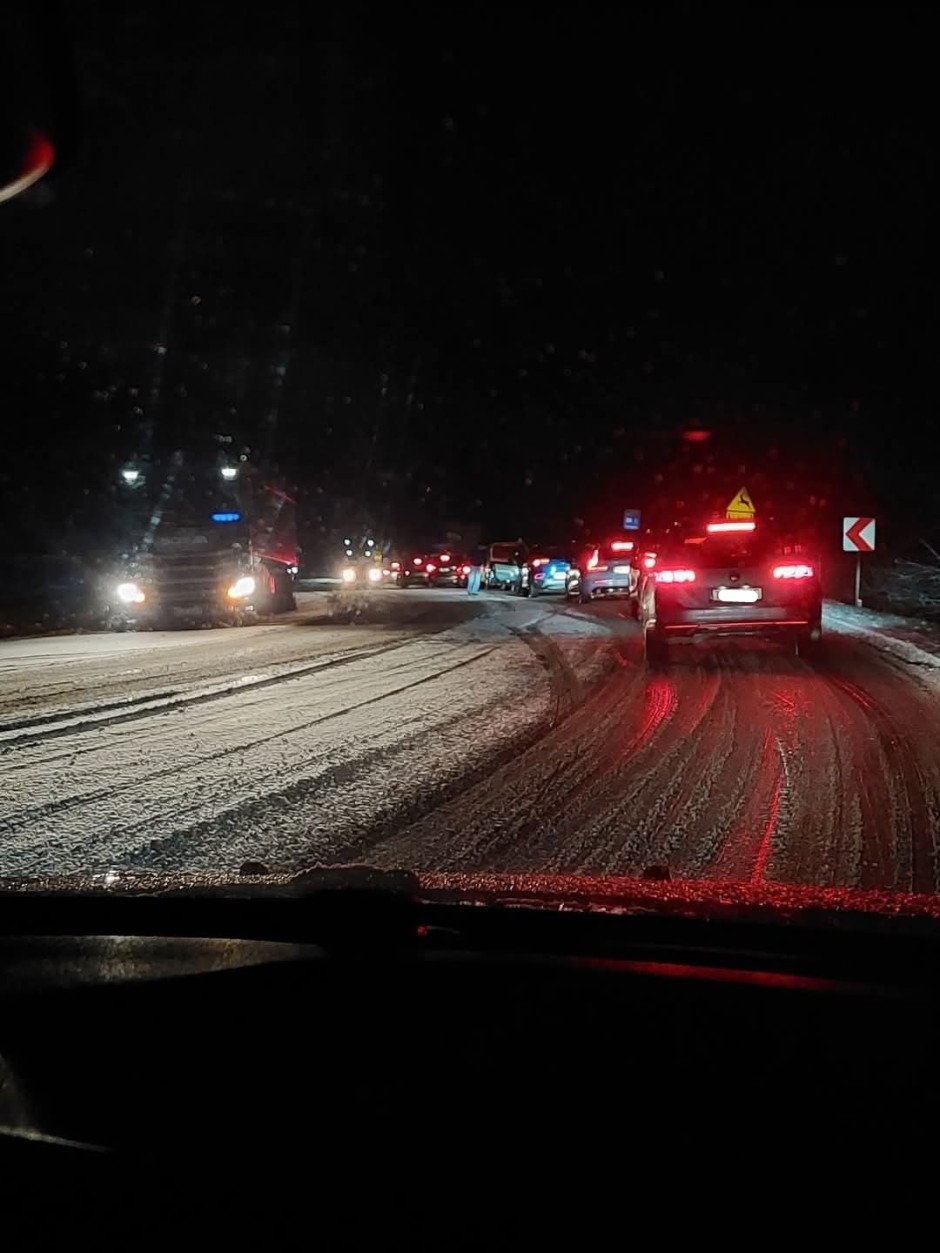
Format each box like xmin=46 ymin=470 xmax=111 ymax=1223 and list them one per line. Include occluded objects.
xmin=638 ymin=520 xmax=823 ymax=664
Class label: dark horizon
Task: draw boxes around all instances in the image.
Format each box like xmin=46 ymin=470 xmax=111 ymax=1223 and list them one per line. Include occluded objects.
xmin=1 ymin=5 xmax=932 ymax=556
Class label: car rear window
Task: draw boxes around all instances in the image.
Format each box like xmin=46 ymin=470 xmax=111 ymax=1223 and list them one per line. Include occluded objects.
xmin=668 ymin=530 xmax=814 ymax=567
xmin=597 ymin=543 xmax=636 ymax=561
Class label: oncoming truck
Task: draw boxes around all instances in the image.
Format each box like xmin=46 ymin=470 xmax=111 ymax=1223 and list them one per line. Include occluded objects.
xmin=106 ymin=454 xmax=298 ymax=629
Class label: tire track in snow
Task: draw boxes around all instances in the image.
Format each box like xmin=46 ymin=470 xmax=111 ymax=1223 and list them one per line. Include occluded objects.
xmin=371 ymin=627 xmax=940 ymax=893
xmin=0 ymin=636 xmax=430 ymax=750
xmin=0 ymin=635 xmax=512 ymax=874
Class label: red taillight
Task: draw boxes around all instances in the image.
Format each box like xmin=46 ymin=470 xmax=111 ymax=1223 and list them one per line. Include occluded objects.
xmin=642 ymin=554 xmax=657 ymax=570
xmin=413 ymin=557 xmax=423 ymax=566
xmin=426 ymin=563 xmax=437 ymax=574
xmin=610 ymin=541 xmax=634 ymax=552
xmin=532 ymin=557 xmax=548 ymax=567
xmin=391 ymin=561 xmax=401 ymax=571
xmin=655 ymin=568 xmax=696 ymax=584
xmin=707 ymin=521 xmax=756 ymax=534
xmin=773 ymin=563 xmax=815 ymax=580
xmin=440 ymin=554 xmax=450 ymax=563
xmin=462 ymin=565 xmax=471 ymax=575
xmin=587 ymin=549 xmax=599 ymax=571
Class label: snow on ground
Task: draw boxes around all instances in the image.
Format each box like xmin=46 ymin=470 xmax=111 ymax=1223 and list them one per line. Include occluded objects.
xmin=0 ymin=595 xmax=618 ymax=876
xmin=824 ymin=600 xmax=940 ymax=682
xmin=537 ymin=604 xmax=623 ymax=685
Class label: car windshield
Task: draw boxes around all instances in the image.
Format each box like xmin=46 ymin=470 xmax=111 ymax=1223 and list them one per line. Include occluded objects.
xmin=1 ymin=6 xmax=937 ymax=928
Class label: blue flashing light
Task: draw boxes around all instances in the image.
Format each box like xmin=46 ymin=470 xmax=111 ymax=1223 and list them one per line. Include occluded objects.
xmin=212 ymin=511 xmax=241 ymax=523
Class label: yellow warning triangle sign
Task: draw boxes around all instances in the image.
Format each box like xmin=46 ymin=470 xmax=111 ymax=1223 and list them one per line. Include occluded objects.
xmin=726 ymin=486 xmax=755 ymax=518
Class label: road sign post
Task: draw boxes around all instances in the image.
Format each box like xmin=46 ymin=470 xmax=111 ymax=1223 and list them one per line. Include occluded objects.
xmin=842 ymin=517 xmax=876 ymax=608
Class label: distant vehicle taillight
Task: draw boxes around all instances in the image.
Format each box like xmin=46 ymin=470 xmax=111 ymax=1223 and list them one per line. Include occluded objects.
xmin=642 ymin=554 xmax=657 ymax=570
xmin=391 ymin=560 xmax=401 ymax=571
xmin=462 ymin=565 xmax=471 ymax=575
xmin=440 ymin=554 xmax=450 ymax=563
xmin=427 ymin=563 xmax=437 ymax=574
xmin=413 ymin=557 xmax=423 ymax=566
xmin=655 ymin=568 xmax=696 ymax=584
xmin=773 ymin=563 xmax=815 ymax=580
xmin=587 ymin=549 xmax=599 ymax=570
xmin=610 ymin=540 xmax=634 ymax=552
xmin=532 ymin=557 xmax=548 ymax=567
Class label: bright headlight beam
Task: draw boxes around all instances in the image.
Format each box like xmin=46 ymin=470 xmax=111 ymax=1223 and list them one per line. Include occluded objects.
xmin=116 ymin=582 xmax=145 ymax=604
xmin=227 ymin=575 xmax=256 ymax=599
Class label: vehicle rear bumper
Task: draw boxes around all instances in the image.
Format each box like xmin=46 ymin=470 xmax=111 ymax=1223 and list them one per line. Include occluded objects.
xmin=582 ymin=572 xmax=634 ymax=596
xmin=658 ymin=604 xmax=821 ymax=638
xmin=531 ymin=576 xmax=568 ymax=594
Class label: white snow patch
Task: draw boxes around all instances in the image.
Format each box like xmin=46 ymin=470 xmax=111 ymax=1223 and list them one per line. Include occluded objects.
xmin=824 ymin=601 xmax=940 ymax=683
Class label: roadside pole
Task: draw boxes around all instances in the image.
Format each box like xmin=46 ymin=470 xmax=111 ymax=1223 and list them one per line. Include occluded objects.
xmin=843 ymin=517 xmax=876 ymax=608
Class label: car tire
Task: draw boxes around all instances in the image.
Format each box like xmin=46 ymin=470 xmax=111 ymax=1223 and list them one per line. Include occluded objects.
xmin=644 ymin=626 xmax=670 ymax=666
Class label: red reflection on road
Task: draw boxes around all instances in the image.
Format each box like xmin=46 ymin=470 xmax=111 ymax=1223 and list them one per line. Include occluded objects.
xmin=751 ymin=771 xmax=783 ymax=884
xmin=630 ymin=675 xmax=677 ymax=753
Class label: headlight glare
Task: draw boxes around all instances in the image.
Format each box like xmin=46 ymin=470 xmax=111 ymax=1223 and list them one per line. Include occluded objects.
xmin=116 ymin=582 xmax=145 ymax=605
xmin=227 ymin=575 xmax=256 ymax=599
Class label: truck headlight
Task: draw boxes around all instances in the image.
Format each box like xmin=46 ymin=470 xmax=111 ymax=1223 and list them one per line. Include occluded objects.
xmin=116 ymin=581 xmax=145 ymax=605
xmin=341 ymin=567 xmax=357 ymax=583
xmin=367 ymin=566 xmax=382 ymax=583
xmin=227 ymin=575 xmax=256 ymax=599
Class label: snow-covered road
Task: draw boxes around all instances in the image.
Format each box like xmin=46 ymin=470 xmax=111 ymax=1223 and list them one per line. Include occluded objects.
xmin=2 ymin=591 xmax=940 ymax=892
xmin=0 ymin=590 xmax=616 ymax=875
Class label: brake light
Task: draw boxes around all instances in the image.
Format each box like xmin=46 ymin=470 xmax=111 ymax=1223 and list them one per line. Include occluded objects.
xmin=587 ymin=549 xmax=599 ymax=571
xmin=642 ymin=554 xmax=657 ymax=570
xmin=462 ymin=565 xmax=471 ymax=575
xmin=426 ymin=563 xmax=437 ymax=574
xmin=391 ymin=561 xmax=401 ymax=571
xmin=707 ymin=521 xmax=756 ymax=534
xmin=440 ymin=554 xmax=450 ymax=563
xmin=655 ymin=568 xmax=696 ymax=584
xmin=610 ymin=541 xmax=634 ymax=552
xmin=413 ymin=557 xmax=423 ymax=566
xmin=532 ymin=557 xmax=548 ymax=567
xmin=773 ymin=563 xmax=815 ymax=580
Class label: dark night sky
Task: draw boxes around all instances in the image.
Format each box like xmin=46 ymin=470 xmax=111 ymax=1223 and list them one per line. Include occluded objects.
xmin=1 ymin=4 xmax=935 ymax=555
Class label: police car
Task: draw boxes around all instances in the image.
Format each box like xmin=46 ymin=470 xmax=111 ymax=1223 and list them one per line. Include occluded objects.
xmin=638 ymin=519 xmax=823 ymax=665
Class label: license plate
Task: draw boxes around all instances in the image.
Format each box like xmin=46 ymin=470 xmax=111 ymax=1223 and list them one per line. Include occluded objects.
xmin=613 ymin=565 xmax=631 ymax=574
xmin=714 ymin=587 xmax=761 ymax=603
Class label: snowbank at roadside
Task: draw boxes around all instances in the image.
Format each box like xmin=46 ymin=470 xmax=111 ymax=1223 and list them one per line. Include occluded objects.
xmin=824 ymin=600 xmax=940 ymax=677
